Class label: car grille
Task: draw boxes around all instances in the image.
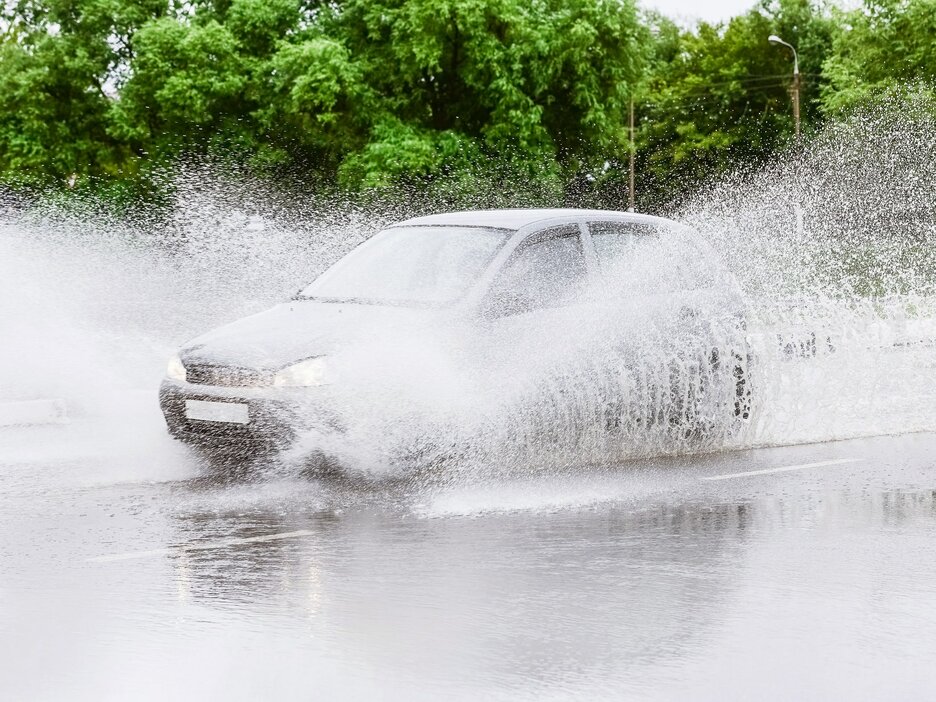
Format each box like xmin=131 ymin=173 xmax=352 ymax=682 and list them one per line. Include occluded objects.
xmin=185 ymin=363 xmax=274 ymax=388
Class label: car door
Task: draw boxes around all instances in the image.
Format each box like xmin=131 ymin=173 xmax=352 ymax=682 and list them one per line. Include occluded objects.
xmin=583 ymin=219 xmax=714 ymax=435
xmin=470 ymin=223 xmax=602 ymax=447
xmin=585 ymin=219 xmax=693 ymax=343
xmin=585 ymin=218 xmax=743 ymax=441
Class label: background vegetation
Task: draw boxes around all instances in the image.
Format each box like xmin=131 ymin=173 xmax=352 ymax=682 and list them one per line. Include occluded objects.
xmin=0 ymin=0 xmax=933 ymax=210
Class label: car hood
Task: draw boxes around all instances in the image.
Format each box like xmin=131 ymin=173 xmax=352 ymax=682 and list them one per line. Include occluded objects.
xmin=180 ymin=300 xmax=447 ymax=369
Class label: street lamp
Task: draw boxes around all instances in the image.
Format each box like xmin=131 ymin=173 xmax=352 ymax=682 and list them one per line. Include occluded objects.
xmin=769 ymin=34 xmax=804 ymax=237
xmin=628 ymin=97 xmax=635 ymax=212
xmin=768 ymin=34 xmax=800 ymax=139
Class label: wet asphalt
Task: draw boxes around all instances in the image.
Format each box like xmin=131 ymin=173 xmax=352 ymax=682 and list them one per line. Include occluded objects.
xmin=3 ymin=429 xmax=936 ymax=701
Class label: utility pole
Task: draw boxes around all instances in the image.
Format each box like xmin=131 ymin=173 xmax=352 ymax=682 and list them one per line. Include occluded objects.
xmin=792 ymin=68 xmax=801 ymax=140
xmin=628 ymin=98 xmax=635 ymax=212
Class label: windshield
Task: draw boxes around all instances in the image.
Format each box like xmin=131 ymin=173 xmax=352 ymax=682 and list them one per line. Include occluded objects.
xmin=299 ymin=226 xmax=510 ymax=306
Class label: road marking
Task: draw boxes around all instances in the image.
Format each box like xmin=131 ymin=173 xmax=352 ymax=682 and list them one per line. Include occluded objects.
xmin=702 ymin=458 xmax=863 ymax=482
xmin=87 ymin=529 xmax=315 ymax=563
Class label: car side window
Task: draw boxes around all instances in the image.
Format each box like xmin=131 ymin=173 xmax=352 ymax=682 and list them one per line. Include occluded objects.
xmin=588 ymin=221 xmax=701 ymax=295
xmin=484 ymin=225 xmax=588 ymax=316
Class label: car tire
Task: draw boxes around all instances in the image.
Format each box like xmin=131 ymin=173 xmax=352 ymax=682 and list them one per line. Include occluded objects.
xmin=667 ymin=341 xmax=753 ymax=442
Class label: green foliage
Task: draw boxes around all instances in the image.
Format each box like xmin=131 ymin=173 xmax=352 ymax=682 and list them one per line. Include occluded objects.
xmin=0 ymin=0 xmax=933 ymax=206
xmin=324 ymin=0 xmax=649 ymax=192
xmin=635 ymin=0 xmax=834 ymax=208
xmin=821 ymin=0 xmax=936 ymax=112
xmin=111 ymin=17 xmax=248 ymax=150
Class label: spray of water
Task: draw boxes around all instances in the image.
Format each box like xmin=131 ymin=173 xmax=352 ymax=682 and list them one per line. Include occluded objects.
xmin=0 ymin=164 xmax=383 ymax=477
xmin=680 ymin=90 xmax=936 ymax=447
xmin=1 ymin=94 xmax=935 ymax=485
xmin=277 ymin=226 xmax=752 ymax=481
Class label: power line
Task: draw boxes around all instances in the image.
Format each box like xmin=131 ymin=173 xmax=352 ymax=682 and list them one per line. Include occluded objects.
xmin=639 ymin=84 xmax=789 ymax=109
xmin=643 ymin=72 xmax=823 ymax=98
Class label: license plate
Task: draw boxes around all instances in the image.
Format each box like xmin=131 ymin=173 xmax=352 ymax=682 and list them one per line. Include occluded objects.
xmin=184 ymin=400 xmax=249 ymax=424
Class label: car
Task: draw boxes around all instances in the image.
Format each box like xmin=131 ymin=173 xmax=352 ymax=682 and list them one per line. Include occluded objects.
xmin=159 ymin=209 xmax=753 ymax=472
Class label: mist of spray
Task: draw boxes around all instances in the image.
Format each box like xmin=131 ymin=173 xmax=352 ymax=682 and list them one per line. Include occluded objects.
xmin=0 ymin=164 xmax=383 ymax=473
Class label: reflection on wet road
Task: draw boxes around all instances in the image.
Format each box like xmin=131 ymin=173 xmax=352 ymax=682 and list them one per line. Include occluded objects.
xmin=3 ymin=433 xmax=936 ymax=700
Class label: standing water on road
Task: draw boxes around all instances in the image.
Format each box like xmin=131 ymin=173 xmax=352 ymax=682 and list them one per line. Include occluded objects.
xmin=4 ymin=96 xmax=936 ymax=702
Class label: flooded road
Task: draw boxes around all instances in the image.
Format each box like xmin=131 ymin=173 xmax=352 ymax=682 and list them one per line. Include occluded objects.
xmin=6 ymin=101 xmax=936 ymax=700
xmin=3 ymin=431 xmax=936 ymax=700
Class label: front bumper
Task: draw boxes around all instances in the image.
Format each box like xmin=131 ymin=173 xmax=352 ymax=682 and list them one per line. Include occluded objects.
xmin=159 ymin=379 xmax=338 ymax=452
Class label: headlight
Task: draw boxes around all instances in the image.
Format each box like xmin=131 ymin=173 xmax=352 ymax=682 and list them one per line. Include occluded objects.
xmin=273 ymin=356 xmax=330 ymax=387
xmin=167 ymin=355 xmax=186 ymax=381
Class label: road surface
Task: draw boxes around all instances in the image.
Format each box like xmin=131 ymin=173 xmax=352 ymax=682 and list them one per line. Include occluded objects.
xmin=3 ymin=429 xmax=936 ymax=701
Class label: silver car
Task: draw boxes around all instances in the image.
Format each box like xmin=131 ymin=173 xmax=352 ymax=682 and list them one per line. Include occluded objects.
xmin=160 ymin=209 xmax=752 ymax=468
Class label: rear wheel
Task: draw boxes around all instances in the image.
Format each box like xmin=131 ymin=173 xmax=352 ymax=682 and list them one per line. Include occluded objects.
xmin=666 ymin=342 xmax=753 ymax=441
xmin=732 ymin=349 xmax=753 ymax=423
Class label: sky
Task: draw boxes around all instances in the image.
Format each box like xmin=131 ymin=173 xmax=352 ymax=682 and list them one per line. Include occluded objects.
xmin=642 ymin=0 xmax=759 ymax=24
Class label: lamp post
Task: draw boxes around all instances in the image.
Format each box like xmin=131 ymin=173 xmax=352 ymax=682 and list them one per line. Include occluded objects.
xmin=768 ymin=34 xmax=800 ymax=140
xmin=769 ymin=34 xmax=804 ymax=238
xmin=628 ymin=98 xmax=635 ymax=212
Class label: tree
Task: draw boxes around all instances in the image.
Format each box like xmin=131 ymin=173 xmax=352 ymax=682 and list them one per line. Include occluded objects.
xmin=821 ymin=0 xmax=936 ymax=113
xmin=0 ymin=0 xmax=176 ymax=185
xmin=299 ymin=0 xmax=650 ymax=197
xmin=634 ymin=0 xmax=834 ymax=209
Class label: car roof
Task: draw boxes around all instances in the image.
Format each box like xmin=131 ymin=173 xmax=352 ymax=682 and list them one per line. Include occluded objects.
xmin=395 ymin=208 xmax=679 ymax=232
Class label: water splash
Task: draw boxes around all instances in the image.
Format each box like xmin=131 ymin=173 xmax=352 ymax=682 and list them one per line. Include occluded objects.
xmin=2 ymin=94 xmax=935 ymax=482
xmin=679 ymin=90 xmax=936 ymax=449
